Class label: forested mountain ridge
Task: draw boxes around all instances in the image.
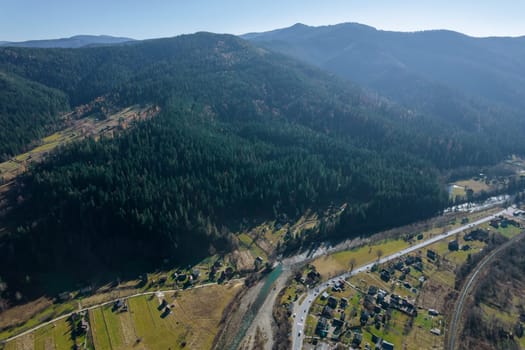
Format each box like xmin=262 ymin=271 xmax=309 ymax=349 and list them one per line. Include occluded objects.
xmin=0 ymin=31 xmax=515 ymax=296
xmin=244 ymin=23 xmax=525 ymax=153
xmin=0 ymin=33 xmax=515 ymax=167
xmin=0 ymin=72 xmax=68 ymax=159
xmin=0 ymin=35 xmax=135 ymax=48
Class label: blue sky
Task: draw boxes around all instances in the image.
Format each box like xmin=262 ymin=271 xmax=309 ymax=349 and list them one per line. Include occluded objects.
xmin=1 ymin=0 xmax=524 ymax=41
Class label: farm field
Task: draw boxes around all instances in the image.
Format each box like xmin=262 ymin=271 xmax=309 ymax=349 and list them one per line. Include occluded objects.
xmin=2 ymin=281 xmax=243 ymax=350
xmin=94 ymin=282 xmax=242 ymax=350
xmin=5 ymin=318 xmax=75 ymax=350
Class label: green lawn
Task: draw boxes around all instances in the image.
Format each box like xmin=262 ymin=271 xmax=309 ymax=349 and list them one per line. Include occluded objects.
xmin=130 ymin=296 xmax=186 ymax=349
xmin=90 ymin=305 xmax=126 ymax=350
xmin=32 ymin=318 xmax=74 ymax=350
xmin=313 ymin=239 xmax=411 ymax=279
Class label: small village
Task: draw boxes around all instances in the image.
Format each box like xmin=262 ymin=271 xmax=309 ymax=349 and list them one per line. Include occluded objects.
xmin=289 ymin=211 xmax=525 ymax=350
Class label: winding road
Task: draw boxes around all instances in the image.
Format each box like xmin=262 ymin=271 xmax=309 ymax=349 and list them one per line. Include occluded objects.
xmin=292 ymin=207 xmax=512 ymax=350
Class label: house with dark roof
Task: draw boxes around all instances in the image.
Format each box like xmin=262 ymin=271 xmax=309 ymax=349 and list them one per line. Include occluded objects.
xmin=427 ymin=249 xmax=437 ymax=260
xmin=322 ymin=305 xmax=334 ymax=318
xmin=316 ymin=317 xmax=329 ymax=337
xmin=327 ymin=296 xmax=338 ymax=308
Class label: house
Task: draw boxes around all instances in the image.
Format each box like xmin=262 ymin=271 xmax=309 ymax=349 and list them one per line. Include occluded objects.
xmin=368 ymin=285 xmax=378 ymax=295
xmin=462 ymin=244 xmax=471 ymax=251
xmin=464 ymin=229 xmax=488 ymax=242
xmin=391 ymin=294 xmax=400 ymax=304
xmin=448 ymin=240 xmax=459 ymax=251
xmin=116 ymin=299 xmax=124 ymax=308
xmin=376 ymin=293 xmax=385 ymax=304
xmin=333 ymin=318 xmax=344 ymax=328
xmin=490 ymin=219 xmax=500 ymax=228
xmin=307 ymin=270 xmax=320 ymax=280
xmin=322 ymin=305 xmax=334 ymax=318
xmin=340 ymin=297 xmax=348 ymax=308
xmin=327 ymin=296 xmax=338 ymax=308
xmin=316 ymin=317 xmax=329 ymax=337
xmin=224 ymin=266 xmax=234 ymax=278
xmin=332 ymin=286 xmax=341 ymax=292
xmin=321 ymin=291 xmax=330 ymax=300
xmin=428 ymin=309 xmax=439 ymax=316
xmin=405 ymin=256 xmax=416 ymax=265
xmin=382 ymin=340 xmax=395 ymax=350
xmin=430 ymin=328 xmax=441 ymax=336
xmin=380 ymin=270 xmax=391 ymax=282
xmin=80 ymin=319 xmax=89 ymax=332
xmin=352 ymin=332 xmax=363 ymax=347
xmin=191 ymin=269 xmax=201 ymax=280
xmin=427 ymin=250 xmax=437 ymax=260
xmin=394 ymin=261 xmax=404 ymax=271
xmin=360 ymin=311 xmax=370 ymax=326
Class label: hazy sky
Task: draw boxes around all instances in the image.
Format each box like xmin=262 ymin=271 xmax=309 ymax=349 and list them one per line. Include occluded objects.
xmin=1 ymin=0 xmax=524 ymax=41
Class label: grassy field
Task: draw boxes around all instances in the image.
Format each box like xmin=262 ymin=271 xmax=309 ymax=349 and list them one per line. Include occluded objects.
xmin=312 ymin=238 xmax=410 ymax=279
xmin=0 ymin=301 xmax=76 ymax=341
xmin=455 ymin=179 xmax=490 ymax=194
xmin=86 ymin=282 xmax=242 ymax=350
xmin=3 ymin=318 xmax=76 ymax=350
xmin=2 ymin=281 xmax=242 ymax=350
xmin=90 ymin=306 xmax=125 ymax=350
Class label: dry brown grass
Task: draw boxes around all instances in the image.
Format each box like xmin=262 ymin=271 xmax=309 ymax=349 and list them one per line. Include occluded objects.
xmin=455 ymin=179 xmax=490 ymax=194
xmin=0 ymin=297 xmax=52 ymax=331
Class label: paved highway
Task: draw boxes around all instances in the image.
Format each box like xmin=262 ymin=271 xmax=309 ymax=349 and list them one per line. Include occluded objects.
xmin=292 ymin=208 xmax=510 ymax=350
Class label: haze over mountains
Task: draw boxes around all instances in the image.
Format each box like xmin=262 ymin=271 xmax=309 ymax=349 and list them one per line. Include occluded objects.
xmin=244 ymin=22 xmax=525 ymax=135
xmin=0 ymin=35 xmax=135 ymax=48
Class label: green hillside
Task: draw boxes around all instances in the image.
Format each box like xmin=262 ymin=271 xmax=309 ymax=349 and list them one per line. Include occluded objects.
xmin=0 ymin=32 xmax=513 ymax=296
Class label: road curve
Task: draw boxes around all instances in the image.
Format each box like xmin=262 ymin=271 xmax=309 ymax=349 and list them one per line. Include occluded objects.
xmin=292 ymin=208 xmax=509 ymax=350
xmin=447 ymin=231 xmax=525 ymax=350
